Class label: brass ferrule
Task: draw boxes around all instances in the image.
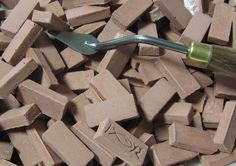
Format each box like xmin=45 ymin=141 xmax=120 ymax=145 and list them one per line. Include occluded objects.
xmin=187 ymin=42 xmax=213 ymax=69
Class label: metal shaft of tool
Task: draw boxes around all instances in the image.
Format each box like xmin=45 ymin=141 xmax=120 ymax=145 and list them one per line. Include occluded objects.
xmin=86 ymin=35 xmax=189 ymax=54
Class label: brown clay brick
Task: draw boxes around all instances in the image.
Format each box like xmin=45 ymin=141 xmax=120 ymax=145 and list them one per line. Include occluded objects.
xmin=72 ymin=122 xmax=116 ymax=165
xmin=90 ymin=70 xmax=129 ymax=100
xmin=42 ymin=121 xmax=94 ymax=166
xmin=111 ymin=0 xmax=153 ymax=30
xmin=208 ymin=3 xmax=234 ymax=45
xmin=139 ymin=78 xmax=176 ymax=121
xmin=94 ymin=119 xmax=148 ymax=166
xmin=0 ymin=104 xmax=41 ymax=131
xmin=214 ymin=101 xmax=236 ymax=153
xmin=65 ymin=6 xmax=110 ymax=27
xmin=84 ymin=94 xmax=139 ymax=127
xmin=0 ymin=0 xmax=39 ymax=37
xmin=0 ymin=58 xmax=38 ymax=99
xmin=149 ymin=142 xmax=198 ymax=166
xmin=155 ymin=0 xmax=192 ymax=30
xmin=32 ymin=10 xmax=70 ymax=31
xmin=17 ymin=80 xmax=69 ymax=120
xmin=169 ymin=123 xmax=218 ymax=154
xmin=2 ymin=20 xmax=42 ymax=65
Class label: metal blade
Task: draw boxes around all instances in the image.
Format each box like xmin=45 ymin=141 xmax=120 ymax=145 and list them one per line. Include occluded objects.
xmin=54 ymin=32 xmax=99 ymax=55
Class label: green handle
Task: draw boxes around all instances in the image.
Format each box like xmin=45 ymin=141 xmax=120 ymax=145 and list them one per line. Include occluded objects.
xmin=187 ymin=42 xmax=236 ymax=78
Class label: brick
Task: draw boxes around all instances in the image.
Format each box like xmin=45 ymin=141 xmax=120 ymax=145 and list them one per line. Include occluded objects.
xmin=61 ymin=47 xmax=87 ymax=70
xmin=70 ymin=93 xmax=91 ymax=122
xmin=65 ymin=6 xmax=110 ymax=27
xmin=0 ymin=0 xmax=39 ymax=37
xmin=0 ymin=60 xmax=13 ymax=80
xmin=138 ymin=60 xmax=163 ymax=86
xmin=131 ymin=86 xmax=150 ymax=102
xmin=203 ymin=113 xmax=222 ymax=129
xmin=26 ymin=121 xmax=58 ymax=166
xmin=119 ymin=79 xmax=131 ymax=93
xmin=122 ymin=68 xmax=144 ymax=87
xmin=144 ymin=5 xmax=164 ymax=22
xmin=155 ymin=0 xmax=192 ymax=30
xmin=0 ymin=32 xmax=11 ymax=51
xmin=111 ymin=0 xmax=153 ymax=30
xmin=72 ymin=122 xmax=116 ymax=165
xmin=62 ymin=0 xmax=110 ymax=9
xmin=200 ymin=150 xmax=236 ymax=166
xmin=42 ymin=121 xmax=94 ymax=166
xmin=208 ymin=1 xmax=215 ymax=17
xmin=47 ymin=119 xmax=56 ymax=128
xmin=52 ymin=84 xmax=77 ymax=100
xmin=43 ymin=1 xmax=65 ymax=19
xmin=185 ymin=91 xmax=206 ymax=113
xmin=0 ymin=58 xmax=38 ymax=99
xmin=164 ymin=102 xmax=194 ymax=125
xmin=90 ymin=70 xmax=129 ymax=100
xmin=0 ymin=160 xmax=17 ymax=166
xmin=169 ymin=123 xmax=218 ymax=154
xmin=94 ymin=119 xmax=148 ymax=166
xmin=35 ymin=33 xmax=66 ymax=73
xmin=32 ymin=10 xmax=70 ymax=31
xmin=214 ymin=74 xmax=236 ymax=100
xmin=138 ymin=22 xmax=159 ymax=56
xmin=232 ymin=12 xmax=236 ymax=48
xmin=131 ymin=55 xmax=157 ymax=70
xmin=202 ymin=88 xmax=224 ymax=128
xmin=74 ymin=21 xmax=106 ymax=36
xmin=0 ymin=104 xmax=40 ymax=131
xmin=96 ymin=33 xmax=136 ymax=78
xmin=84 ymin=88 xmax=103 ymax=103
xmin=0 ymin=142 xmax=13 ymax=161
xmin=41 ymin=136 xmax=61 ymax=166
xmin=149 ymin=142 xmax=198 ymax=166
xmin=97 ymin=19 xmax=124 ymax=42
xmin=26 ymin=48 xmax=58 ymax=88
xmin=192 ymin=112 xmax=203 ymax=129
xmin=138 ymin=133 xmax=157 ymax=148
xmin=156 ymin=51 xmax=200 ymax=99
xmin=180 ymin=12 xmax=211 ymax=45
xmin=214 ymin=101 xmax=236 ymax=153
xmin=84 ymin=94 xmax=139 ymax=127
xmin=192 ymin=71 xmax=213 ymax=88
xmin=8 ymin=129 xmax=42 ymax=166
xmin=63 ymin=70 xmax=94 ymax=91
xmin=17 ymin=80 xmax=69 ymax=120
xmin=139 ymin=79 xmax=176 ymax=121
xmin=208 ymin=3 xmax=234 ymax=45
xmin=2 ymin=20 xmax=42 ymax=66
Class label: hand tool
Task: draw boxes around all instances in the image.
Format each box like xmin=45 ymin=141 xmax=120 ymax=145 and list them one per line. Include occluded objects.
xmin=53 ymin=31 xmax=236 ymax=78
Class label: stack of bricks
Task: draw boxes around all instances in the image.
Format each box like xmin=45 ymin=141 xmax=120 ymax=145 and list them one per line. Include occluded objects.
xmin=0 ymin=0 xmax=235 ymax=165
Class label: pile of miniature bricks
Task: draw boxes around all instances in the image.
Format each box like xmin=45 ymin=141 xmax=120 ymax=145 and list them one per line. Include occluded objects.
xmin=0 ymin=0 xmax=236 ymax=165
